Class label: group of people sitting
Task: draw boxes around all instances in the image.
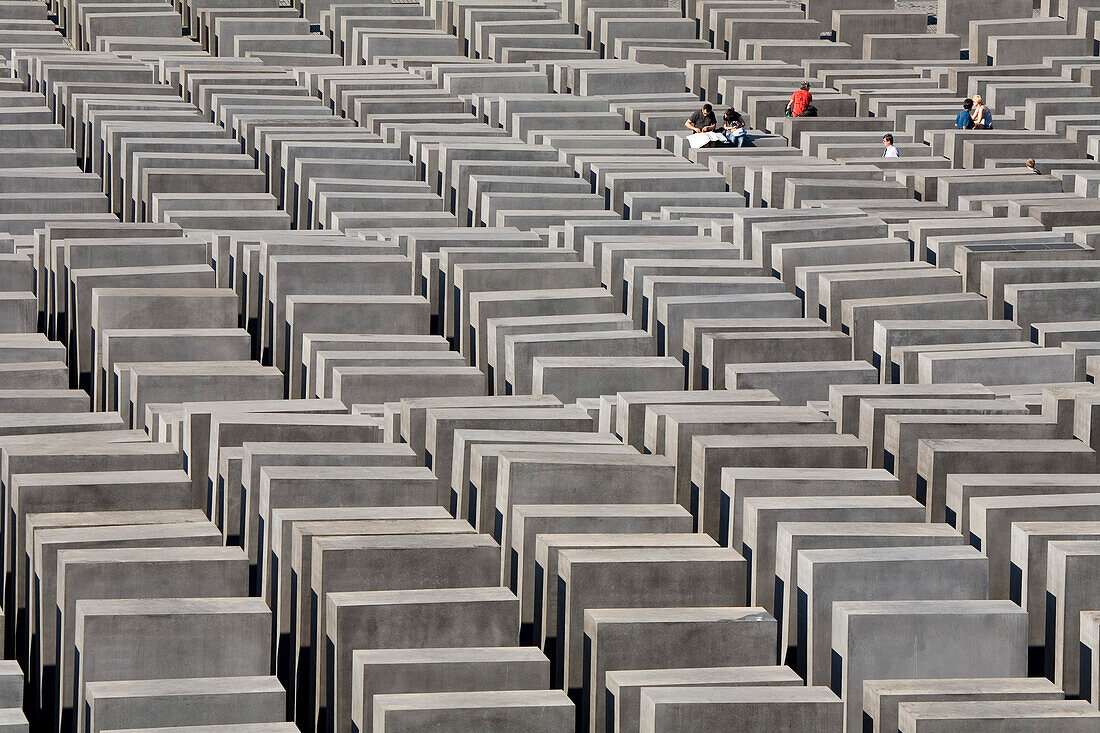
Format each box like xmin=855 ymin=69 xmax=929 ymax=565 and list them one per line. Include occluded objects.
xmin=683 ymin=82 xmax=823 ymax=149
xmin=956 ymin=95 xmax=993 ymax=129
xmin=684 ymin=102 xmax=749 ymax=146
xmin=683 ymin=85 xmax=1002 ymax=161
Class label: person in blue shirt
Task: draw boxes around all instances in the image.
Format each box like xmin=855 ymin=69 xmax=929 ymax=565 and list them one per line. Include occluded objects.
xmin=956 ymin=98 xmax=974 ymax=129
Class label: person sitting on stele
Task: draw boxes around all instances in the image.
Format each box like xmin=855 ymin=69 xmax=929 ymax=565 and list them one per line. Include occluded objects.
xmin=970 ymin=94 xmax=991 ymax=129
xmin=956 ymin=98 xmax=974 ymax=129
xmin=723 ymin=108 xmax=747 ymax=147
xmin=685 ymin=103 xmax=717 ymax=133
xmin=786 ymin=82 xmax=812 ymax=117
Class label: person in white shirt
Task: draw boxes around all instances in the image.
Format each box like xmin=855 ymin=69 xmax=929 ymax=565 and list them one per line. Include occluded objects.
xmin=882 ymin=134 xmax=900 ymax=158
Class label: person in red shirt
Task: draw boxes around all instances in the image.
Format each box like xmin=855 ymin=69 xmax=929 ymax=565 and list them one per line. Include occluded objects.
xmin=786 ymin=82 xmax=812 ymax=117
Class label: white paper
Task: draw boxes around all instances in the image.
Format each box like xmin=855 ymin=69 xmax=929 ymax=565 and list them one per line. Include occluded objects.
xmin=686 ymin=131 xmax=726 ymax=148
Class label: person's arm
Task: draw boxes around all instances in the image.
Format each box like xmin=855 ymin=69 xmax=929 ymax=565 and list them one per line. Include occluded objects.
xmin=685 ymin=118 xmax=699 ymax=132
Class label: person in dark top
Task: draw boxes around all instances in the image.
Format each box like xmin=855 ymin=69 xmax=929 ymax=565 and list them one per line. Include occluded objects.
xmin=685 ymin=103 xmax=717 ymax=133
xmin=956 ymin=98 xmax=974 ymax=129
xmin=722 ymin=108 xmax=747 ymax=147
xmin=786 ymin=82 xmax=812 ymax=117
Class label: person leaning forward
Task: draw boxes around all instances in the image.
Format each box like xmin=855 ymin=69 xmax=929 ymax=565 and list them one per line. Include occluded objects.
xmin=723 ymin=108 xmax=747 ymax=147
xmin=686 ymin=103 xmax=717 ymax=133
xmin=786 ymin=82 xmax=812 ymax=117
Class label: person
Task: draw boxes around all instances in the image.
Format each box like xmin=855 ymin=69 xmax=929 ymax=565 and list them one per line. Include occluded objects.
xmin=722 ymin=108 xmax=747 ymax=147
xmin=955 ymin=98 xmax=974 ymax=129
xmin=970 ymin=94 xmax=991 ymax=129
xmin=685 ymin=103 xmax=717 ymax=133
xmin=882 ymin=134 xmax=900 ymax=158
xmin=786 ymin=82 xmax=812 ymax=117
xmin=1026 ymin=158 xmax=1040 ymax=174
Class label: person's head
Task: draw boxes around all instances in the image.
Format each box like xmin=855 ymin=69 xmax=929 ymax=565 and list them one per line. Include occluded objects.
xmin=799 ymin=82 xmax=810 ymax=91
xmin=882 ymin=134 xmax=893 ymax=146
xmin=972 ymin=94 xmax=982 ymax=105
xmin=963 ymin=98 xmax=973 ymax=110
xmin=702 ymin=103 xmax=712 ymax=114
xmin=724 ymin=109 xmax=737 ymax=121
xmin=1026 ymin=158 xmax=1036 ymax=169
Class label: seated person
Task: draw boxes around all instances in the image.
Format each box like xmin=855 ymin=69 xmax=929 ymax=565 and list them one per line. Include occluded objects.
xmin=786 ymin=82 xmax=812 ymax=117
xmin=955 ymin=98 xmax=974 ymax=129
xmin=685 ymin=103 xmax=717 ymax=133
xmin=722 ymin=108 xmax=747 ymax=147
xmin=970 ymin=94 xmax=991 ymax=129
